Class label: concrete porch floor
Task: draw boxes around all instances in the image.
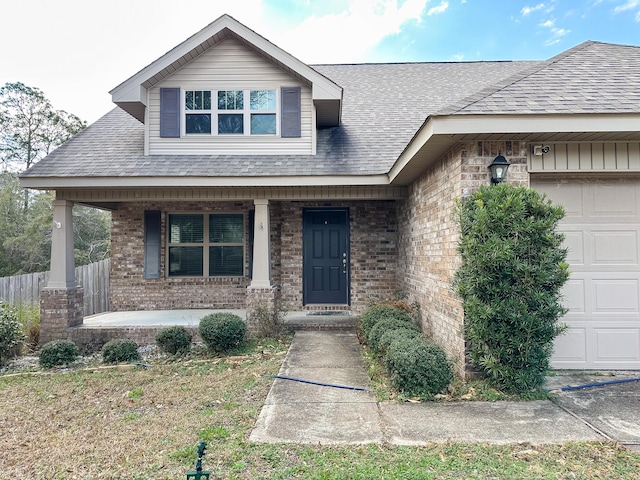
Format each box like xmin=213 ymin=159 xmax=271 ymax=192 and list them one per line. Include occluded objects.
xmin=82 ymin=309 xmax=356 ymax=331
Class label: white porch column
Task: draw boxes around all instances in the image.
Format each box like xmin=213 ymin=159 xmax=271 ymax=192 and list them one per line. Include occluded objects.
xmin=47 ymin=199 xmax=76 ymax=288
xmin=250 ymin=199 xmax=272 ymax=288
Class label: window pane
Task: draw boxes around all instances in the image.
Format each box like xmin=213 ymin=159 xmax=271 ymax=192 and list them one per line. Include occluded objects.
xmin=218 ymin=114 xmax=244 ymax=134
xmin=169 ymin=246 xmax=203 ymax=276
xmin=185 ymin=91 xmax=211 ymax=110
xmin=210 ymin=214 xmax=244 ymax=243
xmin=251 ymin=114 xmax=276 ymax=134
xmin=218 ymin=90 xmax=243 ymax=110
xmin=168 ymin=214 xmax=203 ymax=243
xmin=250 ymin=90 xmax=276 ymax=110
xmin=209 ymin=246 xmax=244 ymax=276
xmin=186 ymin=114 xmax=211 ymax=134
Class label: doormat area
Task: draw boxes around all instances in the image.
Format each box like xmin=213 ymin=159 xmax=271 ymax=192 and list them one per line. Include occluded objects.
xmin=306 ymin=311 xmax=352 ymax=316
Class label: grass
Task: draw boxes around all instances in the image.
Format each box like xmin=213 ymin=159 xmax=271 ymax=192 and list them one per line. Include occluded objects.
xmin=1 ymin=338 xmax=639 ymax=479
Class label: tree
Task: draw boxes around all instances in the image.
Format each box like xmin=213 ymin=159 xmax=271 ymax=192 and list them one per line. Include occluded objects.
xmin=0 ymin=82 xmax=86 ymax=172
xmin=454 ymin=184 xmax=569 ymax=393
xmin=0 ymin=84 xmax=109 ymax=276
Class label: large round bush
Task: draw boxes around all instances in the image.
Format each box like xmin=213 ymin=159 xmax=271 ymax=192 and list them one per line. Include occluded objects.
xmin=377 ymin=327 xmax=421 ymax=353
xmin=366 ymin=315 xmax=420 ymax=353
xmin=359 ymin=304 xmax=414 ymax=340
xmin=39 ymin=339 xmax=79 ymax=369
xmin=156 ymin=326 xmax=192 ymax=355
xmin=199 ymin=313 xmax=247 ymax=352
xmin=385 ymin=337 xmax=452 ymax=398
xmin=102 ymin=338 xmax=141 ymax=364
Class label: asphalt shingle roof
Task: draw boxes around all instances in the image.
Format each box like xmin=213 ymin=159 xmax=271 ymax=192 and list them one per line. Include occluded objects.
xmin=21 ymin=41 xmax=640 ymax=181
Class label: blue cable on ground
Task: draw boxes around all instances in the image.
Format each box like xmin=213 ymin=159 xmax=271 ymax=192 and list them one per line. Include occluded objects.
xmin=554 ymin=376 xmax=640 ymax=392
xmin=261 ymin=374 xmax=369 ymax=391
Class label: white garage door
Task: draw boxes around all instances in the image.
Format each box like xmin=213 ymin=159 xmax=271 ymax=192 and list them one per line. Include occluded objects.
xmin=533 ymin=178 xmax=640 ymax=370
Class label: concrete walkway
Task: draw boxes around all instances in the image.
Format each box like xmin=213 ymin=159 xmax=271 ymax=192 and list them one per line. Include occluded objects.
xmin=250 ymin=331 xmax=638 ymax=447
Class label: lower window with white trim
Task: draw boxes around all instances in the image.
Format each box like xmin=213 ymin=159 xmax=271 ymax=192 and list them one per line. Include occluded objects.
xmin=167 ymin=213 xmax=245 ymax=277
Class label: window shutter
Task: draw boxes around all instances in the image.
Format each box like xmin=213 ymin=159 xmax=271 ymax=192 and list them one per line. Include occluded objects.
xmin=160 ymin=88 xmax=180 ymax=138
xmin=280 ymin=87 xmax=301 ymax=138
xmin=144 ymin=210 xmax=162 ymax=279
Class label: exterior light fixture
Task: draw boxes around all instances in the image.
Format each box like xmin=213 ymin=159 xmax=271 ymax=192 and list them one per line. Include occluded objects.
xmin=489 ymin=153 xmax=510 ymax=184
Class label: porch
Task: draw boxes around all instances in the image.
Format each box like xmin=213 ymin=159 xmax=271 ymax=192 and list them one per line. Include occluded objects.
xmin=66 ymin=309 xmax=357 ymax=348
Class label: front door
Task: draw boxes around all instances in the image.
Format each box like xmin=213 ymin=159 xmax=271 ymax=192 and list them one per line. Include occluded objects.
xmin=303 ymin=209 xmax=350 ymax=305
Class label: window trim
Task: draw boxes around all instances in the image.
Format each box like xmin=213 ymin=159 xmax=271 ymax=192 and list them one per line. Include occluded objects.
xmin=166 ymin=211 xmax=246 ymax=278
xmin=181 ymin=88 xmax=279 ymax=137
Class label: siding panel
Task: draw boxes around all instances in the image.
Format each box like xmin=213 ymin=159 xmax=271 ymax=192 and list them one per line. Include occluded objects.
xmin=149 ymin=37 xmax=313 ymax=155
xmin=530 ymin=142 xmax=640 ymax=173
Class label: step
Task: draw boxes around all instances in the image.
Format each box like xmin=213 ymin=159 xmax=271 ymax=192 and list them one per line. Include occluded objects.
xmin=283 ymin=311 xmax=357 ymax=332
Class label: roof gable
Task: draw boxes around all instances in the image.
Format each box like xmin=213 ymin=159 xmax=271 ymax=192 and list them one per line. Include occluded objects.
xmin=109 ymin=14 xmax=343 ymax=126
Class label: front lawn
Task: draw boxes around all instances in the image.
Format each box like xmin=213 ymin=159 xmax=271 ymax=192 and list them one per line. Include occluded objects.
xmin=1 ymin=339 xmax=638 ymax=479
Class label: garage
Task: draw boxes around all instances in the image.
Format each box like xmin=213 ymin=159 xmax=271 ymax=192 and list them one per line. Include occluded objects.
xmin=533 ymin=177 xmax=640 ymax=369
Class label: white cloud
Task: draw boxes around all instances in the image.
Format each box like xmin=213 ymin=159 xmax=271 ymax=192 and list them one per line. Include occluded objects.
xmin=427 ymin=1 xmax=449 ymax=15
xmin=637 ymin=10 xmax=640 ymax=20
xmin=270 ymin=0 xmax=430 ymax=63
xmin=614 ymin=0 xmax=640 ymax=13
xmin=521 ymin=3 xmax=545 ymax=15
xmin=540 ymin=19 xmax=554 ymax=27
xmin=544 ymin=27 xmax=570 ymax=46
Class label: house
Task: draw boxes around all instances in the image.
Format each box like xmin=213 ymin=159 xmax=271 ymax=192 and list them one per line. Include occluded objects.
xmin=20 ymin=15 xmax=640 ymax=375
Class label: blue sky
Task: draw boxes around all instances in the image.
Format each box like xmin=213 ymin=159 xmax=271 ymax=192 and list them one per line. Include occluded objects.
xmin=1 ymin=0 xmax=639 ymax=124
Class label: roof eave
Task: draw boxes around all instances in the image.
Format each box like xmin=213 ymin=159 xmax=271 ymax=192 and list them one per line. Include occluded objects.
xmin=389 ymin=113 xmax=640 ymax=185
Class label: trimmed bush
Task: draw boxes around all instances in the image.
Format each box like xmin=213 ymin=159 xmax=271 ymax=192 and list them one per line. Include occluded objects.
xmin=366 ymin=315 xmax=420 ymax=353
xmin=199 ymin=313 xmax=247 ymax=352
xmin=385 ymin=337 xmax=452 ymax=398
xmin=455 ymin=184 xmax=569 ymax=393
xmin=359 ymin=304 xmax=415 ymax=340
xmin=0 ymin=303 xmax=25 ymax=365
xmin=156 ymin=326 xmax=192 ymax=355
xmin=377 ymin=327 xmax=421 ymax=353
xmin=39 ymin=339 xmax=79 ymax=369
xmin=102 ymin=338 xmax=141 ymax=364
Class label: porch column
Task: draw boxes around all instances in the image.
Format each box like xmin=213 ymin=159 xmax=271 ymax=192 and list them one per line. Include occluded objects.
xmin=249 ymin=199 xmax=272 ymax=288
xmin=48 ymin=200 xmax=76 ymax=288
xmin=40 ymin=199 xmax=84 ymax=344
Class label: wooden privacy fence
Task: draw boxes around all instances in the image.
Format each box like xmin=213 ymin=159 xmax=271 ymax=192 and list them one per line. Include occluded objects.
xmin=0 ymin=258 xmax=110 ymax=316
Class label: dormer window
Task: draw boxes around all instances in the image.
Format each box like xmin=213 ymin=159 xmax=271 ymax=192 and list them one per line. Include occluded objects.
xmin=160 ymin=86 xmax=301 ymax=139
xmin=183 ymin=89 xmax=277 ymax=136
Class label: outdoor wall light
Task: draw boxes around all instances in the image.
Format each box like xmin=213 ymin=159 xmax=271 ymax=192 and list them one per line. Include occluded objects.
xmin=53 ymin=221 xmax=62 ymax=229
xmin=489 ymin=153 xmax=510 ymax=184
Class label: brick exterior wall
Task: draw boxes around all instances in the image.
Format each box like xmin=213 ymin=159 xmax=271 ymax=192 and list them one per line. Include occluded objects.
xmin=110 ymin=201 xmax=253 ymax=311
xmin=398 ymin=141 xmax=529 ymax=377
xmin=40 ymin=287 xmax=84 ymax=345
xmin=108 ymin=199 xmax=397 ymax=316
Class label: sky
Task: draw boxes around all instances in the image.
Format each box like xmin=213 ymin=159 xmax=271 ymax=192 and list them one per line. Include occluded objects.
xmin=1 ymin=0 xmax=639 ymax=124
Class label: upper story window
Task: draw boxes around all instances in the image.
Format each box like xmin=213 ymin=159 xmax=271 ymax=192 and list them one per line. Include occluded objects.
xmin=183 ymin=89 xmax=277 ymax=136
xmin=160 ymin=86 xmax=300 ymax=139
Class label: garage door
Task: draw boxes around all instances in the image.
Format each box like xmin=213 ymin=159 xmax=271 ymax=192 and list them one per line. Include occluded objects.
xmin=533 ymin=178 xmax=640 ymax=369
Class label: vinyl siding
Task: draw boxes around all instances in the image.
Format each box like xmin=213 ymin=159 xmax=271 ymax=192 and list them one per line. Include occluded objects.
xmin=148 ymin=37 xmax=313 ymax=155
xmin=530 ymin=142 xmax=640 ymax=172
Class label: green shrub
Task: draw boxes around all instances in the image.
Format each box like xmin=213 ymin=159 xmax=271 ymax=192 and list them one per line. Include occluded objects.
xmin=359 ymin=304 xmax=415 ymax=340
xmin=102 ymin=338 xmax=141 ymax=364
xmin=155 ymin=326 xmax=192 ymax=355
xmin=39 ymin=339 xmax=79 ymax=369
xmin=454 ymin=184 xmax=569 ymax=393
xmin=377 ymin=327 xmax=421 ymax=353
xmin=385 ymin=337 xmax=452 ymax=398
xmin=366 ymin=315 xmax=420 ymax=353
xmin=199 ymin=313 xmax=247 ymax=352
xmin=0 ymin=303 xmax=25 ymax=365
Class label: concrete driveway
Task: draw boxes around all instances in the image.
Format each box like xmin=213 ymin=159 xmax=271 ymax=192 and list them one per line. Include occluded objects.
xmin=548 ymin=373 xmax=640 ymax=453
